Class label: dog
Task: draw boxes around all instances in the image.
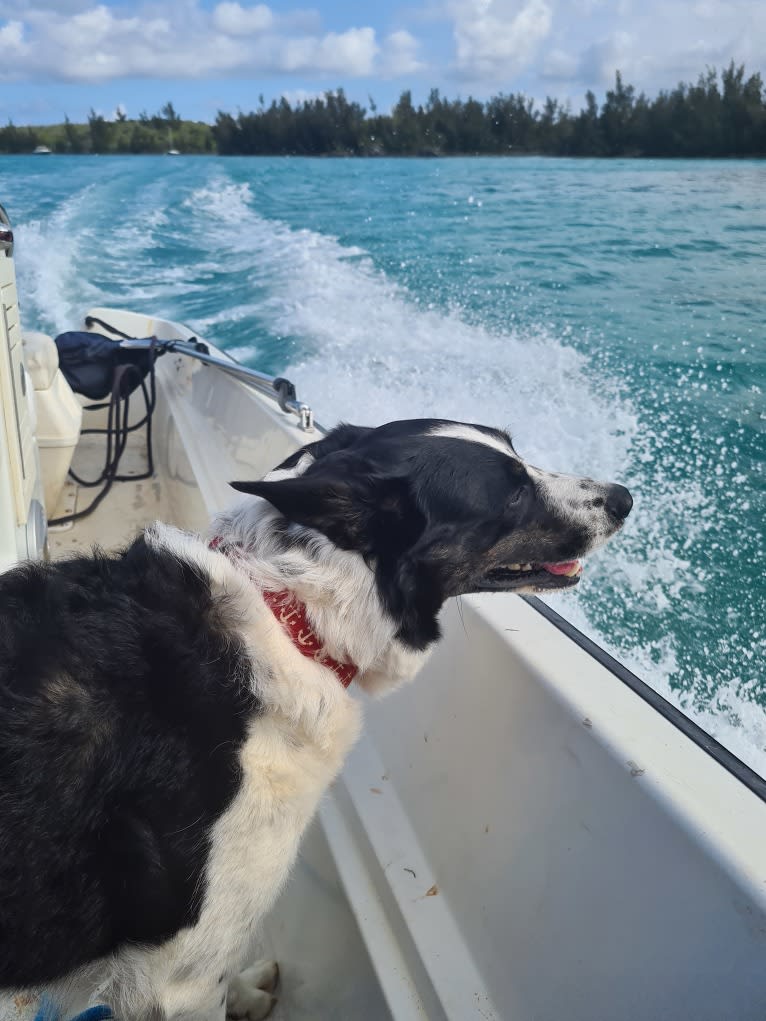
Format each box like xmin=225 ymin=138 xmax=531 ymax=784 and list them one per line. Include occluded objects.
xmin=0 ymin=418 xmax=632 ymax=1019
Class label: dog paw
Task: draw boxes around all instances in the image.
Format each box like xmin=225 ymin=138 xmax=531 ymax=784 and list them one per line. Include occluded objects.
xmin=226 ymin=961 xmax=279 ymax=1020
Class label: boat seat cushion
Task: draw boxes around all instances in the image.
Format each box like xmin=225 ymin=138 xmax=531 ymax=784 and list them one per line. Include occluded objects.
xmin=22 ymin=330 xmax=59 ymax=391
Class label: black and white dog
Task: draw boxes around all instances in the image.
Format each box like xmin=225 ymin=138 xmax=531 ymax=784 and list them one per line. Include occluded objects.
xmin=0 ymin=419 xmax=632 ymax=1019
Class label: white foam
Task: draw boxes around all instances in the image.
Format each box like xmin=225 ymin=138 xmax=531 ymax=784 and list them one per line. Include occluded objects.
xmin=12 ymin=174 xmax=201 ymax=335
xmin=14 ymin=187 xmax=100 ymax=334
xmin=183 ymin=180 xmax=635 ymax=472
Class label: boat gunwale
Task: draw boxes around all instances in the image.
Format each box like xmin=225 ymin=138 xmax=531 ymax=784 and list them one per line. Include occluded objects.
xmin=524 ymin=594 xmax=766 ymax=803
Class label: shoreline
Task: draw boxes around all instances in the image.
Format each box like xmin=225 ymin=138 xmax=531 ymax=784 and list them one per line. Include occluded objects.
xmin=3 ymin=151 xmax=765 ymax=160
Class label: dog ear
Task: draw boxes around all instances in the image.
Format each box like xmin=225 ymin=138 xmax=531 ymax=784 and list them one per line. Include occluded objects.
xmin=269 ymin=423 xmax=373 ymax=474
xmin=229 ymin=477 xmax=357 ymax=546
xmin=230 ymin=474 xmax=424 ymax=554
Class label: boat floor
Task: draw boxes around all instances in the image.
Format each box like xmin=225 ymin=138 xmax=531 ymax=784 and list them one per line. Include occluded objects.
xmin=48 ymin=431 xmax=170 ymax=558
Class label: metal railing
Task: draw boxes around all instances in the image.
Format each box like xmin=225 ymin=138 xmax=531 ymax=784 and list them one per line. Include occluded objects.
xmin=170 ymin=339 xmax=314 ymax=432
xmin=119 ymin=336 xmax=315 ymax=432
xmin=86 ymin=315 xmax=315 ymax=433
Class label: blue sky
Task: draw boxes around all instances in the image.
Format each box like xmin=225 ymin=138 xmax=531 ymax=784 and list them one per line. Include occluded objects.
xmin=0 ymin=0 xmax=763 ymax=124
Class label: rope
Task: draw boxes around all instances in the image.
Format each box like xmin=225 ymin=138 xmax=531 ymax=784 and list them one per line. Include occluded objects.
xmin=83 ymin=314 xmax=133 ymax=341
xmin=48 ymin=338 xmax=158 ymax=527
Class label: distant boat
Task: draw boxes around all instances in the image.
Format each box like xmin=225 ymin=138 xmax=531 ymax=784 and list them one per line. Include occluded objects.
xmin=32 ymin=145 xmax=52 ymax=155
xmin=166 ymin=149 xmax=181 ymax=156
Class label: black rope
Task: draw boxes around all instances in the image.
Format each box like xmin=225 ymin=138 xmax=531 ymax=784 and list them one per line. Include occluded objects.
xmin=48 ymin=338 xmax=158 ymax=526
xmin=83 ymin=314 xmax=134 ymax=341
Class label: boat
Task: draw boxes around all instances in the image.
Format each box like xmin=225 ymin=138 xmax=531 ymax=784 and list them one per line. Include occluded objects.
xmin=165 ymin=149 xmax=181 ymax=156
xmin=32 ymin=146 xmax=52 ymax=155
xmin=1 ymin=202 xmax=766 ymax=1020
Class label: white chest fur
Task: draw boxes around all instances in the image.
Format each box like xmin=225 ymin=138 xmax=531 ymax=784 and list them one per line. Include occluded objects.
xmin=98 ymin=688 xmax=361 ymax=1021
xmin=172 ymin=696 xmax=362 ymax=982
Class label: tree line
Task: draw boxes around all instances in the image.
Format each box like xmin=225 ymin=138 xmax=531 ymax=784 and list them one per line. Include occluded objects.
xmin=1 ymin=64 xmax=764 ymax=158
xmin=0 ymin=103 xmax=215 ymax=155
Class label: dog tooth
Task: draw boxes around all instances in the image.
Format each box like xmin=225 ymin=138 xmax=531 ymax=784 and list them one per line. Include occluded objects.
xmin=508 ymin=563 xmax=521 ymax=570
xmin=521 ymin=563 xmax=532 ymax=571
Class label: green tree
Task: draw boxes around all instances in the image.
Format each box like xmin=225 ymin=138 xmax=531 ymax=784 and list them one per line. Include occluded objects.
xmin=601 ymin=71 xmax=636 ymax=155
xmin=63 ymin=115 xmax=85 ymax=153
xmin=389 ymin=91 xmax=422 ymax=154
xmin=87 ymin=108 xmax=112 ymax=153
xmin=161 ymin=101 xmax=181 ymax=124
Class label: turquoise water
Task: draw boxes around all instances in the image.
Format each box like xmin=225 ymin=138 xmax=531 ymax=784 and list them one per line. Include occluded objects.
xmin=1 ymin=155 xmax=764 ymax=772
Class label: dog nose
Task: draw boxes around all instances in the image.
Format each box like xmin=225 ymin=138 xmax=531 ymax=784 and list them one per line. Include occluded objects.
xmin=605 ymin=484 xmax=633 ymax=522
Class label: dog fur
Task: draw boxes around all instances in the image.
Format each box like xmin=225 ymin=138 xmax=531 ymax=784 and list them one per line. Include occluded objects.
xmin=0 ymin=419 xmax=631 ymax=1019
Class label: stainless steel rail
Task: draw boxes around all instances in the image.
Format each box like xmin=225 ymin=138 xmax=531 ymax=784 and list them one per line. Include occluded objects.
xmin=172 ymin=340 xmax=314 ymax=432
xmin=121 ymin=337 xmax=315 ymax=433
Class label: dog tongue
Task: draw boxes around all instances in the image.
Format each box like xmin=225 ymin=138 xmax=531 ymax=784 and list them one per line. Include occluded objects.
xmin=543 ymin=561 xmax=581 ymax=576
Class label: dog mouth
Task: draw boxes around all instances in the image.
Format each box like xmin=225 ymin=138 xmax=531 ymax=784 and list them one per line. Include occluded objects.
xmin=478 ymin=559 xmax=583 ymax=593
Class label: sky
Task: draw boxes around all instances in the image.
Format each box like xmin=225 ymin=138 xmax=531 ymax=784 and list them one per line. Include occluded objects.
xmin=0 ymin=0 xmax=764 ymax=124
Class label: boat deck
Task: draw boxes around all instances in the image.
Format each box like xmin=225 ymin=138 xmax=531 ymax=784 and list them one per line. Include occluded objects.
xmin=48 ymin=430 xmax=170 ymax=559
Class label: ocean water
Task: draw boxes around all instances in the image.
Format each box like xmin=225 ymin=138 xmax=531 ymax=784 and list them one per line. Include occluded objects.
xmin=1 ymin=154 xmax=764 ymax=774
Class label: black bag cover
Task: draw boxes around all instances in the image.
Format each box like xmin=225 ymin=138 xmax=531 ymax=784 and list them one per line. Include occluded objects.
xmin=54 ymin=332 xmax=154 ymax=401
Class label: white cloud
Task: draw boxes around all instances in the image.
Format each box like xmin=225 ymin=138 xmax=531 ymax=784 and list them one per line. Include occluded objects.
xmin=577 ymin=30 xmax=638 ymax=84
xmin=381 ymin=29 xmax=425 ymax=76
xmin=542 ymin=47 xmax=578 ymax=79
xmin=279 ymin=27 xmax=378 ymax=75
xmin=0 ymin=18 xmax=26 ymax=50
xmin=534 ymin=0 xmax=766 ymax=95
xmin=431 ymin=0 xmax=765 ymax=96
xmin=212 ymin=2 xmax=273 ymax=36
xmin=1 ymin=0 xmax=763 ymax=98
xmin=450 ymin=0 xmax=553 ymax=80
xmin=0 ymin=0 xmax=402 ymax=82
xmin=280 ymin=87 xmax=323 ymax=105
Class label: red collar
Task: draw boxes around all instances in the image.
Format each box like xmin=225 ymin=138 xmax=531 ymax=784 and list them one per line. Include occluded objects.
xmin=208 ymin=536 xmax=357 ymax=689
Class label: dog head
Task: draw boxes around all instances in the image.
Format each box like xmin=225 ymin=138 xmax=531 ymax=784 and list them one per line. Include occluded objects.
xmin=231 ymin=419 xmax=632 ymax=650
